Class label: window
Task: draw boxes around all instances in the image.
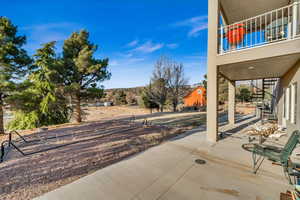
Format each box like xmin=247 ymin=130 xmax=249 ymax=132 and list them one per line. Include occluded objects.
xmin=285 ymin=82 xmax=297 ymax=124
xmin=283 ymin=88 xmax=286 ymax=118
xmin=293 ymin=83 xmax=297 ymax=124
xmin=289 ymin=86 xmax=292 ymax=121
xmin=286 ymin=87 xmax=290 ymax=121
xmin=291 ymin=84 xmax=296 ymax=124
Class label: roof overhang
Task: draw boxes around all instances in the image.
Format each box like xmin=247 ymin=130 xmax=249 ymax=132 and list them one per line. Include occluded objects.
xmin=220 ymin=0 xmax=291 ymax=24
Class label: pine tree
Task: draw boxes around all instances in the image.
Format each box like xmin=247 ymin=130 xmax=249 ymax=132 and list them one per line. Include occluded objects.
xmin=0 ymin=17 xmax=32 ymax=134
xmin=140 ymin=87 xmax=159 ymax=113
xmin=62 ymin=30 xmax=110 ymax=123
xmin=7 ymin=42 xmax=69 ymax=130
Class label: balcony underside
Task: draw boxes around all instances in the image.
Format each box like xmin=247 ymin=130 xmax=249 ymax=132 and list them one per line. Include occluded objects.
xmin=221 ymin=0 xmax=290 ymax=24
xmin=219 ymin=54 xmax=300 ymax=81
xmin=219 ymin=53 xmax=300 ymax=81
xmin=217 ymin=36 xmax=300 ymax=81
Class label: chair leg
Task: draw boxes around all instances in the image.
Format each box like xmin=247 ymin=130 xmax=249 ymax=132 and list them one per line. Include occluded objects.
xmin=283 ymin=166 xmax=297 ymax=185
xmin=252 ymin=153 xmax=265 ymax=174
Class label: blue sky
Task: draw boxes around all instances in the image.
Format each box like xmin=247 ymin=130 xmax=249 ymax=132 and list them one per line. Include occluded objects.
xmin=1 ymin=0 xmax=208 ymax=89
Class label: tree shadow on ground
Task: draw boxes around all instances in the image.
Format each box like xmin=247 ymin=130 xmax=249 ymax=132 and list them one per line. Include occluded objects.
xmin=0 ymin=120 xmax=179 ymax=200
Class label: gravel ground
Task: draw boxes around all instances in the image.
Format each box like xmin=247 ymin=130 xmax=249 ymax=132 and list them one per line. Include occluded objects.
xmin=0 ymin=119 xmax=186 ymax=200
xmin=0 ymin=104 xmax=255 ymax=199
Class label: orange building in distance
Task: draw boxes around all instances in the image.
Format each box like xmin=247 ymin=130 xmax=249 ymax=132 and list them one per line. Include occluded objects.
xmin=183 ymin=86 xmax=206 ymax=107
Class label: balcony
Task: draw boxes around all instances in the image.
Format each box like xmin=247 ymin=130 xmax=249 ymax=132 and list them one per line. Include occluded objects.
xmin=218 ymin=2 xmax=300 ymax=55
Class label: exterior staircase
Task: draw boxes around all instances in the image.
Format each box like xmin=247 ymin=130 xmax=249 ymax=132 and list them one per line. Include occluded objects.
xmin=251 ymin=78 xmax=279 ymax=123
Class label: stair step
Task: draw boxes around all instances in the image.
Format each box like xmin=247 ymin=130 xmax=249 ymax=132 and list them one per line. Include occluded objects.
xmin=251 ymin=95 xmax=263 ymax=98
xmin=263 ymin=111 xmax=273 ymax=114
xmin=264 ymin=78 xmax=278 ymax=82
xmin=263 ymin=112 xmax=273 ymax=115
xmin=263 ymin=80 xmax=277 ymax=83
xmin=263 ymin=84 xmax=276 ymax=86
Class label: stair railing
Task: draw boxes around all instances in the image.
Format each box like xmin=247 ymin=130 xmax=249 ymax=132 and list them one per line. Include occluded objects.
xmin=0 ymin=130 xmax=29 ymax=163
xmin=251 ymin=78 xmax=279 ymax=122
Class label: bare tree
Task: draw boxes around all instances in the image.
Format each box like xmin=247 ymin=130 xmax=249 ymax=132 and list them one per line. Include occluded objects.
xmin=147 ymin=56 xmax=170 ymax=112
xmin=167 ymin=63 xmax=188 ymax=112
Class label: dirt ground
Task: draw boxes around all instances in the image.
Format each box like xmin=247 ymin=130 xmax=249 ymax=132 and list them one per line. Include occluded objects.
xmin=82 ymin=105 xmax=152 ymax=122
xmin=0 ymin=104 xmax=255 ymax=200
xmin=0 ymin=119 xmax=186 ymax=200
xmin=236 ymin=103 xmax=256 ymax=115
xmin=1 ymin=106 xmax=152 ymax=143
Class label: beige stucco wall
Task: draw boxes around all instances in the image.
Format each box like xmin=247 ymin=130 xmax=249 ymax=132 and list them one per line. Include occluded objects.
xmin=277 ymin=59 xmax=300 ymax=133
xmin=206 ymin=0 xmax=220 ymax=142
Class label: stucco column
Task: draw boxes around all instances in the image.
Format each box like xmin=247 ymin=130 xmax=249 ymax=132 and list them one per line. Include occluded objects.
xmin=228 ymin=80 xmax=236 ymax=125
xmin=207 ymin=0 xmax=219 ymax=142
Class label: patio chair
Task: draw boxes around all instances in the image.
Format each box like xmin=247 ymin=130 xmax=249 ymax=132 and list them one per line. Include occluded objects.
xmin=242 ymin=130 xmax=300 ymax=178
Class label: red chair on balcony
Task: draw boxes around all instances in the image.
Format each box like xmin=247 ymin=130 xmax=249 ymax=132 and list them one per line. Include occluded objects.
xmin=226 ymin=23 xmax=246 ymax=48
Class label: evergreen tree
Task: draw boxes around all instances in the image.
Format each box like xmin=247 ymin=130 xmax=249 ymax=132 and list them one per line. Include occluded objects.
xmin=62 ymin=30 xmax=110 ymax=123
xmin=114 ymin=90 xmax=127 ymax=105
xmin=202 ymin=74 xmax=207 ymax=90
xmin=140 ymin=87 xmax=159 ymax=113
xmin=237 ymin=87 xmax=251 ymax=103
xmin=0 ymin=17 xmax=32 ymax=134
xmin=7 ymin=42 xmax=69 ymax=130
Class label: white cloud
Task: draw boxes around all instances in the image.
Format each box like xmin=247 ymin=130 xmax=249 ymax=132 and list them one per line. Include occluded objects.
xmin=109 ymin=55 xmax=145 ymax=68
xmin=126 ymin=39 xmax=139 ymax=47
xmin=21 ymin=22 xmax=79 ymax=31
xmin=173 ymin=15 xmax=208 ymax=37
xmin=166 ymin=43 xmax=179 ymax=49
xmin=132 ymin=41 xmax=164 ymax=53
xmin=21 ymin=22 xmax=82 ymax=53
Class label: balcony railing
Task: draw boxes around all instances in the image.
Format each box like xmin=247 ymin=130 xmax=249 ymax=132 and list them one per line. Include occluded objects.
xmin=218 ymin=2 xmax=300 ymax=55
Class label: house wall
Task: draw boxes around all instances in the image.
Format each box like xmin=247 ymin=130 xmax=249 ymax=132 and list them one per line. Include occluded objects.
xmin=184 ymin=87 xmax=206 ymax=107
xmin=278 ymin=59 xmax=300 ymax=133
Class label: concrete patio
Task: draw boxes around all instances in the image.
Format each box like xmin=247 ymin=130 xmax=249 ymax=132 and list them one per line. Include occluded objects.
xmin=35 ymin=115 xmax=291 ymax=200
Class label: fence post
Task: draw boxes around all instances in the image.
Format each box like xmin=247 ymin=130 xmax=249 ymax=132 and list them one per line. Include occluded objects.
xmin=8 ymin=133 xmax=11 ymax=147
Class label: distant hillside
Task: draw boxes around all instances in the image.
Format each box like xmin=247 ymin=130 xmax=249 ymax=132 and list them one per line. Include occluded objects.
xmin=103 ymin=85 xmax=196 ymax=106
xmin=105 ymin=86 xmax=145 ymax=94
xmin=103 ymin=86 xmax=145 ymax=105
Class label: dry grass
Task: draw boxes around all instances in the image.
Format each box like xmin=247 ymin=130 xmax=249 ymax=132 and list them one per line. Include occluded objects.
xmin=0 ymin=105 xmax=255 ymax=199
xmin=82 ymin=105 xmax=153 ymax=122
xmin=1 ymin=106 xmax=152 ymax=143
xmin=0 ymin=119 xmax=186 ymax=200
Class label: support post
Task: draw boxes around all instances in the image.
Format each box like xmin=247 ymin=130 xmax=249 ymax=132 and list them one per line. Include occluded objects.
xmin=228 ymin=80 xmax=236 ymax=125
xmin=207 ymin=0 xmax=220 ymax=142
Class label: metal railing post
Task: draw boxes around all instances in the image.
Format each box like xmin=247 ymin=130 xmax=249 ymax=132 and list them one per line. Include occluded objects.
xmin=220 ymin=26 xmax=224 ymax=54
xmin=217 ymin=3 xmax=298 ymax=55
xmin=292 ymin=2 xmax=298 ymax=38
xmin=0 ymin=142 xmax=5 ymax=162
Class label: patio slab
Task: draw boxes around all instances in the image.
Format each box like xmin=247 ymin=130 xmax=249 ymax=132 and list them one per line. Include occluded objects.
xmin=35 ymin=115 xmax=291 ymax=200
